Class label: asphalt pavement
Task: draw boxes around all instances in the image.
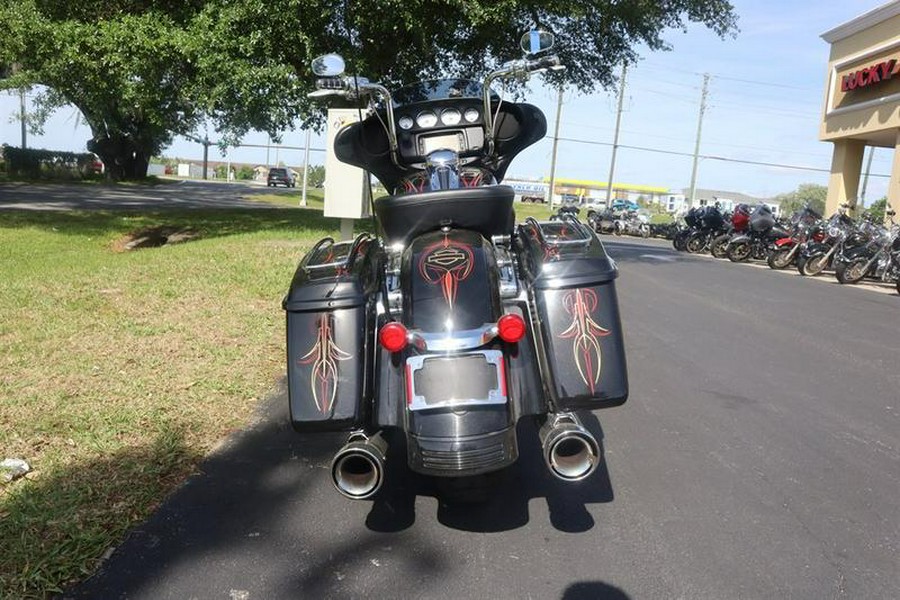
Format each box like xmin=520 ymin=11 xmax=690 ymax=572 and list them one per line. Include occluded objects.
xmin=0 ymin=179 xmax=287 ymax=210
xmin=64 ymin=236 xmax=900 ymax=600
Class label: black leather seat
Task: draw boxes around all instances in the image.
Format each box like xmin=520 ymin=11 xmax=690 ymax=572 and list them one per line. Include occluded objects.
xmin=376 ymin=186 xmax=515 ymax=244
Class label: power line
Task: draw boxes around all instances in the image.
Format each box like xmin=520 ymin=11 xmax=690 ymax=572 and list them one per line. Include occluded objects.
xmin=550 ymin=135 xmax=892 ymax=178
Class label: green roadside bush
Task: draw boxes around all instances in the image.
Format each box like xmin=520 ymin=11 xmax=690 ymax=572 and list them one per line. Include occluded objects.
xmin=1 ymin=144 xmax=101 ymax=180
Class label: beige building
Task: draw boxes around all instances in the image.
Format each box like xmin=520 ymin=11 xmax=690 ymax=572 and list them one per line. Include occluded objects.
xmin=821 ymin=1 xmax=900 ymax=218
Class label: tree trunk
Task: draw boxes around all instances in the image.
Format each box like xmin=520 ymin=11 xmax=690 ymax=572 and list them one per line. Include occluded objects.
xmin=87 ymin=134 xmax=151 ymax=180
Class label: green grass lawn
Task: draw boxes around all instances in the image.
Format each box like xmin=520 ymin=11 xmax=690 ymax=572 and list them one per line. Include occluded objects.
xmin=0 ymin=204 xmax=344 ymax=598
xmin=0 ymin=190 xmax=561 ymax=597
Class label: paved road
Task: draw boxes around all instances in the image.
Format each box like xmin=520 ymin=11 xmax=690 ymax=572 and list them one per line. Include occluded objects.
xmin=66 ymin=237 xmax=900 ymax=600
xmin=0 ymin=179 xmax=288 ymax=210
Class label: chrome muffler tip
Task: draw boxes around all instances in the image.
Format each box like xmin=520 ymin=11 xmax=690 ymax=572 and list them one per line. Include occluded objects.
xmin=331 ymin=431 xmax=387 ymax=500
xmin=540 ymin=413 xmax=600 ymax=482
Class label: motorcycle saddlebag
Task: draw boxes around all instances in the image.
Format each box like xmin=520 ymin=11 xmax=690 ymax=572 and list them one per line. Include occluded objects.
xmin=283 ymin=237 xmax=376 ymax=432
xmin=518 ymin=220 xmax=628 ymax=411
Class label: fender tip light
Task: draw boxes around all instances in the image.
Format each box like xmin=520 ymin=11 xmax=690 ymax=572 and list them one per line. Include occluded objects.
xmin=379 ymin=322 xmax=408 ymax=352
xmin=497 ymin=314 xmax=527 ymax=343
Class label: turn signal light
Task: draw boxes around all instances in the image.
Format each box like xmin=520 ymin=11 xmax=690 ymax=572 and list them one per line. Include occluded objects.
xmin=379 ymin=322 xmax=408 ymax=352
xmin=497 ymin=314 xmax=527 ymax=343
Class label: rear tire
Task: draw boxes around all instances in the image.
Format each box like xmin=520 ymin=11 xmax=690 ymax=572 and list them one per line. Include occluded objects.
xmin=710 ymin=234 xmax=730 ymax=259
xmin=673 ymin=231 xmax=689 ymax=251
xmin=767 ymin=247 xmax=793 ymax=270
xmin=798 ymin=253 xmax=827 ymax=276
xmin=835 ymin=258 xmax=868 ymax=284
xmin=727 ymin=241 xmax=752 ymax=262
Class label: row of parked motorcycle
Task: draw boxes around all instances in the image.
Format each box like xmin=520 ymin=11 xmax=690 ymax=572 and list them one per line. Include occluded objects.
xmin=670 ymin=203 xmax=900 ymax=293
xmin=585 ymin=208 xmax=651 ymax=238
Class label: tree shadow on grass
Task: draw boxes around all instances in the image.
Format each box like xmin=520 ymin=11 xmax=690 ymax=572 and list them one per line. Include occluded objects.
xmin=0 ymin=207 xmax=374 ymax=244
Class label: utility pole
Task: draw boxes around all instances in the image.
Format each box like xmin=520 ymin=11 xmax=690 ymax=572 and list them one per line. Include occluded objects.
xmin=859 ymin=146 xmax=874 ymax=209
xmin=300 ymin=129 xmax=311 ymax=207
xmin=547 ymin=87 xmax=563 ymax=209
xmin=19 ymin=89 xmax=27 ymax=149
xmin=605 ymin=63 xmax=627 ymax=206
xmin=202 ymin=136 xmax=209 ymax=180
xmin=688 ymin=73 xmax=710 ymax=207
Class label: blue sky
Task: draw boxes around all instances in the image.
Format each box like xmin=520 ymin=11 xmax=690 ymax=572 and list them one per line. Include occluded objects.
xmin=1 ymin=0 xmax=894 ymax=202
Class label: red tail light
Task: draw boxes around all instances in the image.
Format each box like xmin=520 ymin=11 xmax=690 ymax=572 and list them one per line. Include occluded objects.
xmin=497 ymin=314 xmax=527 ymax=343
xmin=379 ymin=322 xmax=408 ymax=352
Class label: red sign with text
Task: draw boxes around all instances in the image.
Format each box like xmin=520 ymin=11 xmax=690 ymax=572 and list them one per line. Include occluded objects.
xmin=841 ymin=59 xmax=898 ymax=92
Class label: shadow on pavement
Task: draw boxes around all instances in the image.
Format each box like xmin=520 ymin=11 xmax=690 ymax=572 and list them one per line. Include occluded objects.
xmin=366 ymin=411 xmax=614 ymax=534
xmin=561 ymin=581 xmax=631 ymax=600
xmin=63 ymin=387 xmax=616 ymax=598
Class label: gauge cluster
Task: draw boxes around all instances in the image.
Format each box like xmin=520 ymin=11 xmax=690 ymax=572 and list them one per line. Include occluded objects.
xmin=394 ymin=101 xmax=484 ymax=161
xmin=395 ymin=104 xmax=482 ymax=132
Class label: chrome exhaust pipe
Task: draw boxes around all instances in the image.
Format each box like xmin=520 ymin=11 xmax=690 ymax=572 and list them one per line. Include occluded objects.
xmin=539 ymin=413 xmax=600 ymax=482
xmin=330 ymin=431 xmax=387 ymax=500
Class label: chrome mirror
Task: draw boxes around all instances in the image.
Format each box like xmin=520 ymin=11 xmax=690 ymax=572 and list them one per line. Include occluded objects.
xmin=520 ymin=30 xmax=555 ymax=56
xmin=311 ymin=54 xmax=346 ymax=77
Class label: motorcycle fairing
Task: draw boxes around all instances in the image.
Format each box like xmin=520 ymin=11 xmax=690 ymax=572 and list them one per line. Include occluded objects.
xmin=333 ymin=102 xmax=546 ymax=191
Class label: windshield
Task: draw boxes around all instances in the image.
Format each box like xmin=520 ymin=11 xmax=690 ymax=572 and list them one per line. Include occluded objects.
xmin=391 ymin=79 xmax=498 ymax=106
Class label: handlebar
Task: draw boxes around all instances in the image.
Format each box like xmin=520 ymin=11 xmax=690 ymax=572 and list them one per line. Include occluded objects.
xmin=482 ymin=54 xmax=563 ymax=155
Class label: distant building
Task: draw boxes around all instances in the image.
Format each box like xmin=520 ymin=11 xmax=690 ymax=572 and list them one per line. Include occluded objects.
xmin=503 ymin=176 xmax=668 ymax=206
xmin=820 ymin=1 xmax=900 ymax=219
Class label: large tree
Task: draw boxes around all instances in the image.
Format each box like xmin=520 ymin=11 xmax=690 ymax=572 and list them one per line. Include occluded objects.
xmin=776 ymin=183 xmax=827 ymax=217
xmin=1 ymin=0 xmax=738 ymax=179
xmin=0 ymin=1 xmax=204 ymax=179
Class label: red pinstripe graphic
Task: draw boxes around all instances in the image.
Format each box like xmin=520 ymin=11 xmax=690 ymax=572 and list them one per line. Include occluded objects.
xmin=298 ymin=314 xmax=352 ymax=414
xmin=559 ymin=289 xmax=611 ymax=394
xmin=417 ymin=235 xmax=474 ymax=309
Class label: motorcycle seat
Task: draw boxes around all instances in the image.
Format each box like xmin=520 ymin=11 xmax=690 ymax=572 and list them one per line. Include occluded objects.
xmin=376 ymin=185 xmax=515 ymax=244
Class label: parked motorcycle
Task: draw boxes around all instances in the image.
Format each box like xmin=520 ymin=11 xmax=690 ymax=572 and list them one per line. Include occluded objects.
xmin=672 ymin=207 xmax=702 ymax=251
xmin=550 ymin=204 xmax=581 ymax=221
xmin=287 ymin=34 xmax=628 ymax=501
xmin=709 ymin=203 xmax=750 ymax=259
xmin=588 ymin=208 xmax=616 ymax=235
xmin=613 ymin=210 xmax=650 ymax=238
xmin=766 ymin=205 xmax=823 ymax=270
xmin=795 ymin=208 xmax=856 ymax=276
xmin=726 ymin=205 xmax=790 ymax=262
xmin=684 ymin=204 xmax=727 ymax=254
xmin=834 ymin=210 xmax=900 ymax=285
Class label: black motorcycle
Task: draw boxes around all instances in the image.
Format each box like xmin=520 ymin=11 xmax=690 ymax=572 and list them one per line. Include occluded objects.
xmin=834 ymin=210 xmax=900 ymax=286
xmin=287 ymin=34 xmax=628 ymax=501
xmin=672 ymin=207 xmax=702 ymax=251
xmin=725 ymin=205 xmax=790 ymax=262
xmin=684 ymin=204 xmax=727 ymax=254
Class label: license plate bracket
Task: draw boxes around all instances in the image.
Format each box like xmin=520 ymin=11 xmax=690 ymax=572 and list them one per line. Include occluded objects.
xmin=406 ymin=350 xmax=506 ymax=411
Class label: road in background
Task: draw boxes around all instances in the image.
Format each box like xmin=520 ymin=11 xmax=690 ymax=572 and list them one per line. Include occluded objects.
xmin=66 ymin=236 xmax=900 ymax=599
xmin=0 ymin=179 xmax=284 ymax=211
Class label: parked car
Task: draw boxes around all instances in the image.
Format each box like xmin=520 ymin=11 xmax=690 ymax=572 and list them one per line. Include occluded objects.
xmin=267 ymin=167 xmax=296 ymax=188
